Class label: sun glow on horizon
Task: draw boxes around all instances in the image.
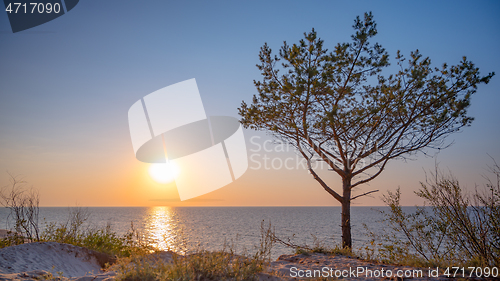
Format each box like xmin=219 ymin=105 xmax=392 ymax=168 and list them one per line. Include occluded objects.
xmin=148 ymin=162 xmax=180 ymax=184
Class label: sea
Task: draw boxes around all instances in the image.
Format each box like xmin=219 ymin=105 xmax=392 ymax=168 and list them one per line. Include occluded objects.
xmin=0 ymin=206 xmax=410 ymax=259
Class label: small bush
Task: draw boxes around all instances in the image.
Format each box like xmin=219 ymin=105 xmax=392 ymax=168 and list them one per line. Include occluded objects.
xmin=364 ymin=160 xmax=500 ymax=268
xmin=0 ymin=230 xmax=25 ymax=248
xmin=0 ymin=174 xmax=40 ymax=243
xmin=40 ymin=208 xmax=151 ymax=257
xmin=0 ymin=188 xmax=150 ymax=260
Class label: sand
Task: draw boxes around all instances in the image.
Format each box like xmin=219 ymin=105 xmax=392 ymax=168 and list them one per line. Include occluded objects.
xmin=0 ymin=242 xmax=104 ymax=279
xmin=265 ymin=253 xmax=450 ymax=280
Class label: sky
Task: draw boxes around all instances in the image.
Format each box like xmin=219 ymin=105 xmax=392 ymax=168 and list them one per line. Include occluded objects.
xmin=0 ymin=0 xmax=499 ymax=207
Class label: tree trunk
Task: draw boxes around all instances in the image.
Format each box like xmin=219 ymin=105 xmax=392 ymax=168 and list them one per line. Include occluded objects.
xmin=341 ymin=177 xmax=352 ymax=249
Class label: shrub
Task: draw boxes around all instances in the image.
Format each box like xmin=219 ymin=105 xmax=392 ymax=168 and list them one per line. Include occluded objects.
xmin=365 ymin=160 xmax=500 ymax=268
xmin=0 ymin=174 xmax=40 ymax=243
xmin=0 ymin=230 xmax=25 ymax=248
xmin=41 ymin=208 xmax=151 ymax=257
xmin=0 ymin=180 xmax=149 ymax=258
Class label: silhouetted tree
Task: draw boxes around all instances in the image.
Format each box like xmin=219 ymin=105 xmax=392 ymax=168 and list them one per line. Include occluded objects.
xmin=238 ymin=12 xmax=494 ymax=249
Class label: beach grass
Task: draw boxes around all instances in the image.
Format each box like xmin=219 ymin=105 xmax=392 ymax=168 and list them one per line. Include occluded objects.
xmin=41 ymin=220 xmax=151 ymax=258
xmin=115 ymin=222 xmax=274 ymax=281
xmin=116 ymin=249 xmax=268 ymax=281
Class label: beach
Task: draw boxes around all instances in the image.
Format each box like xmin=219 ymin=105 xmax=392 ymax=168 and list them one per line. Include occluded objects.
xmin=0 ymin=238 xmax=450 ymax=280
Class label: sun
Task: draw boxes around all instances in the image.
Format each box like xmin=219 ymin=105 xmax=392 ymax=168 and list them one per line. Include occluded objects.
xmin=148 ymin=162 xmax=180 ymax=184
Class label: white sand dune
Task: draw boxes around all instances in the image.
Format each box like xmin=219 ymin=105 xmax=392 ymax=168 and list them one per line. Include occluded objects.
xmin=0 ymin=242 xmax=103 ymax=278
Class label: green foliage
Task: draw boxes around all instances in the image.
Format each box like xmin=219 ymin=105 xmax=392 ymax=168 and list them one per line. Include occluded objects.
xmin=363 ymin=160 xmax=500 ymax=268
xmin=1 ymin=206 xmax=151 ymax=262
xmin=40 ymin=208 xmax=151 ymax=257
xmin=239 ymin=11 xmax=493 ymax=175
xmin=34 ymin=271 xmax=56 ymax=280
xmin=0 ymin=230 xmax=25 ymax=248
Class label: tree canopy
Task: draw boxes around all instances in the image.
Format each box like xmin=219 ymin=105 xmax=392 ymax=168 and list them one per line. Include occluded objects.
xmin=238 ymin=12 xmax=494 ymax=248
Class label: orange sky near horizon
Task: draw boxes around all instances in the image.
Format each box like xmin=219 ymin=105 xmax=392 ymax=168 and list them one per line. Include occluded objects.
xmin=2 ymin=130 xmax=494 ymax=208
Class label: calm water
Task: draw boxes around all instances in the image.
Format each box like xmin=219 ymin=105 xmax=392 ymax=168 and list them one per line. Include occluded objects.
xmin=0 ymin=207 xmax=404 ymax=259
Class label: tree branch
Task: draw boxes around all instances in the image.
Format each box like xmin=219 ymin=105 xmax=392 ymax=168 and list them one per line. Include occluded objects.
xmin=351 ymin=189 xmax=379 ymax=201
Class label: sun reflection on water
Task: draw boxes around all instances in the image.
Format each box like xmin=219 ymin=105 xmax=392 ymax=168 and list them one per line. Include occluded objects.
xmin=143 ymin=206 xmax=186 ymax=253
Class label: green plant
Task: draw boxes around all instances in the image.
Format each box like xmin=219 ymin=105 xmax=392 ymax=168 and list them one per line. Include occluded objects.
xmin=365 ymin=160 xmax=500 ymax=268
xmin=0 ymin=230 xmax=25 ymax=248
xmin=35 ymin=271 xmax=54 ymax=280
xmin=40 ymin=208 xmax=151 ymax=258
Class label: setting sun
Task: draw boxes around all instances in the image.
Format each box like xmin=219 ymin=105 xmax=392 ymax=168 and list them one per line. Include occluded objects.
xmin=148 ymin=162 xmax=180 ymax=184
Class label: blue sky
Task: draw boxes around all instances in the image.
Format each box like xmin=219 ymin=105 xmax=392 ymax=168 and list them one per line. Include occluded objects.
xmin=0 ymin=0 xmax=499 ymax=206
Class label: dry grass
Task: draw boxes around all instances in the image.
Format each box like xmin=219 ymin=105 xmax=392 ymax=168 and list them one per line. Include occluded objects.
xmin=115 ymin=221 xmax=274 ymax=281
